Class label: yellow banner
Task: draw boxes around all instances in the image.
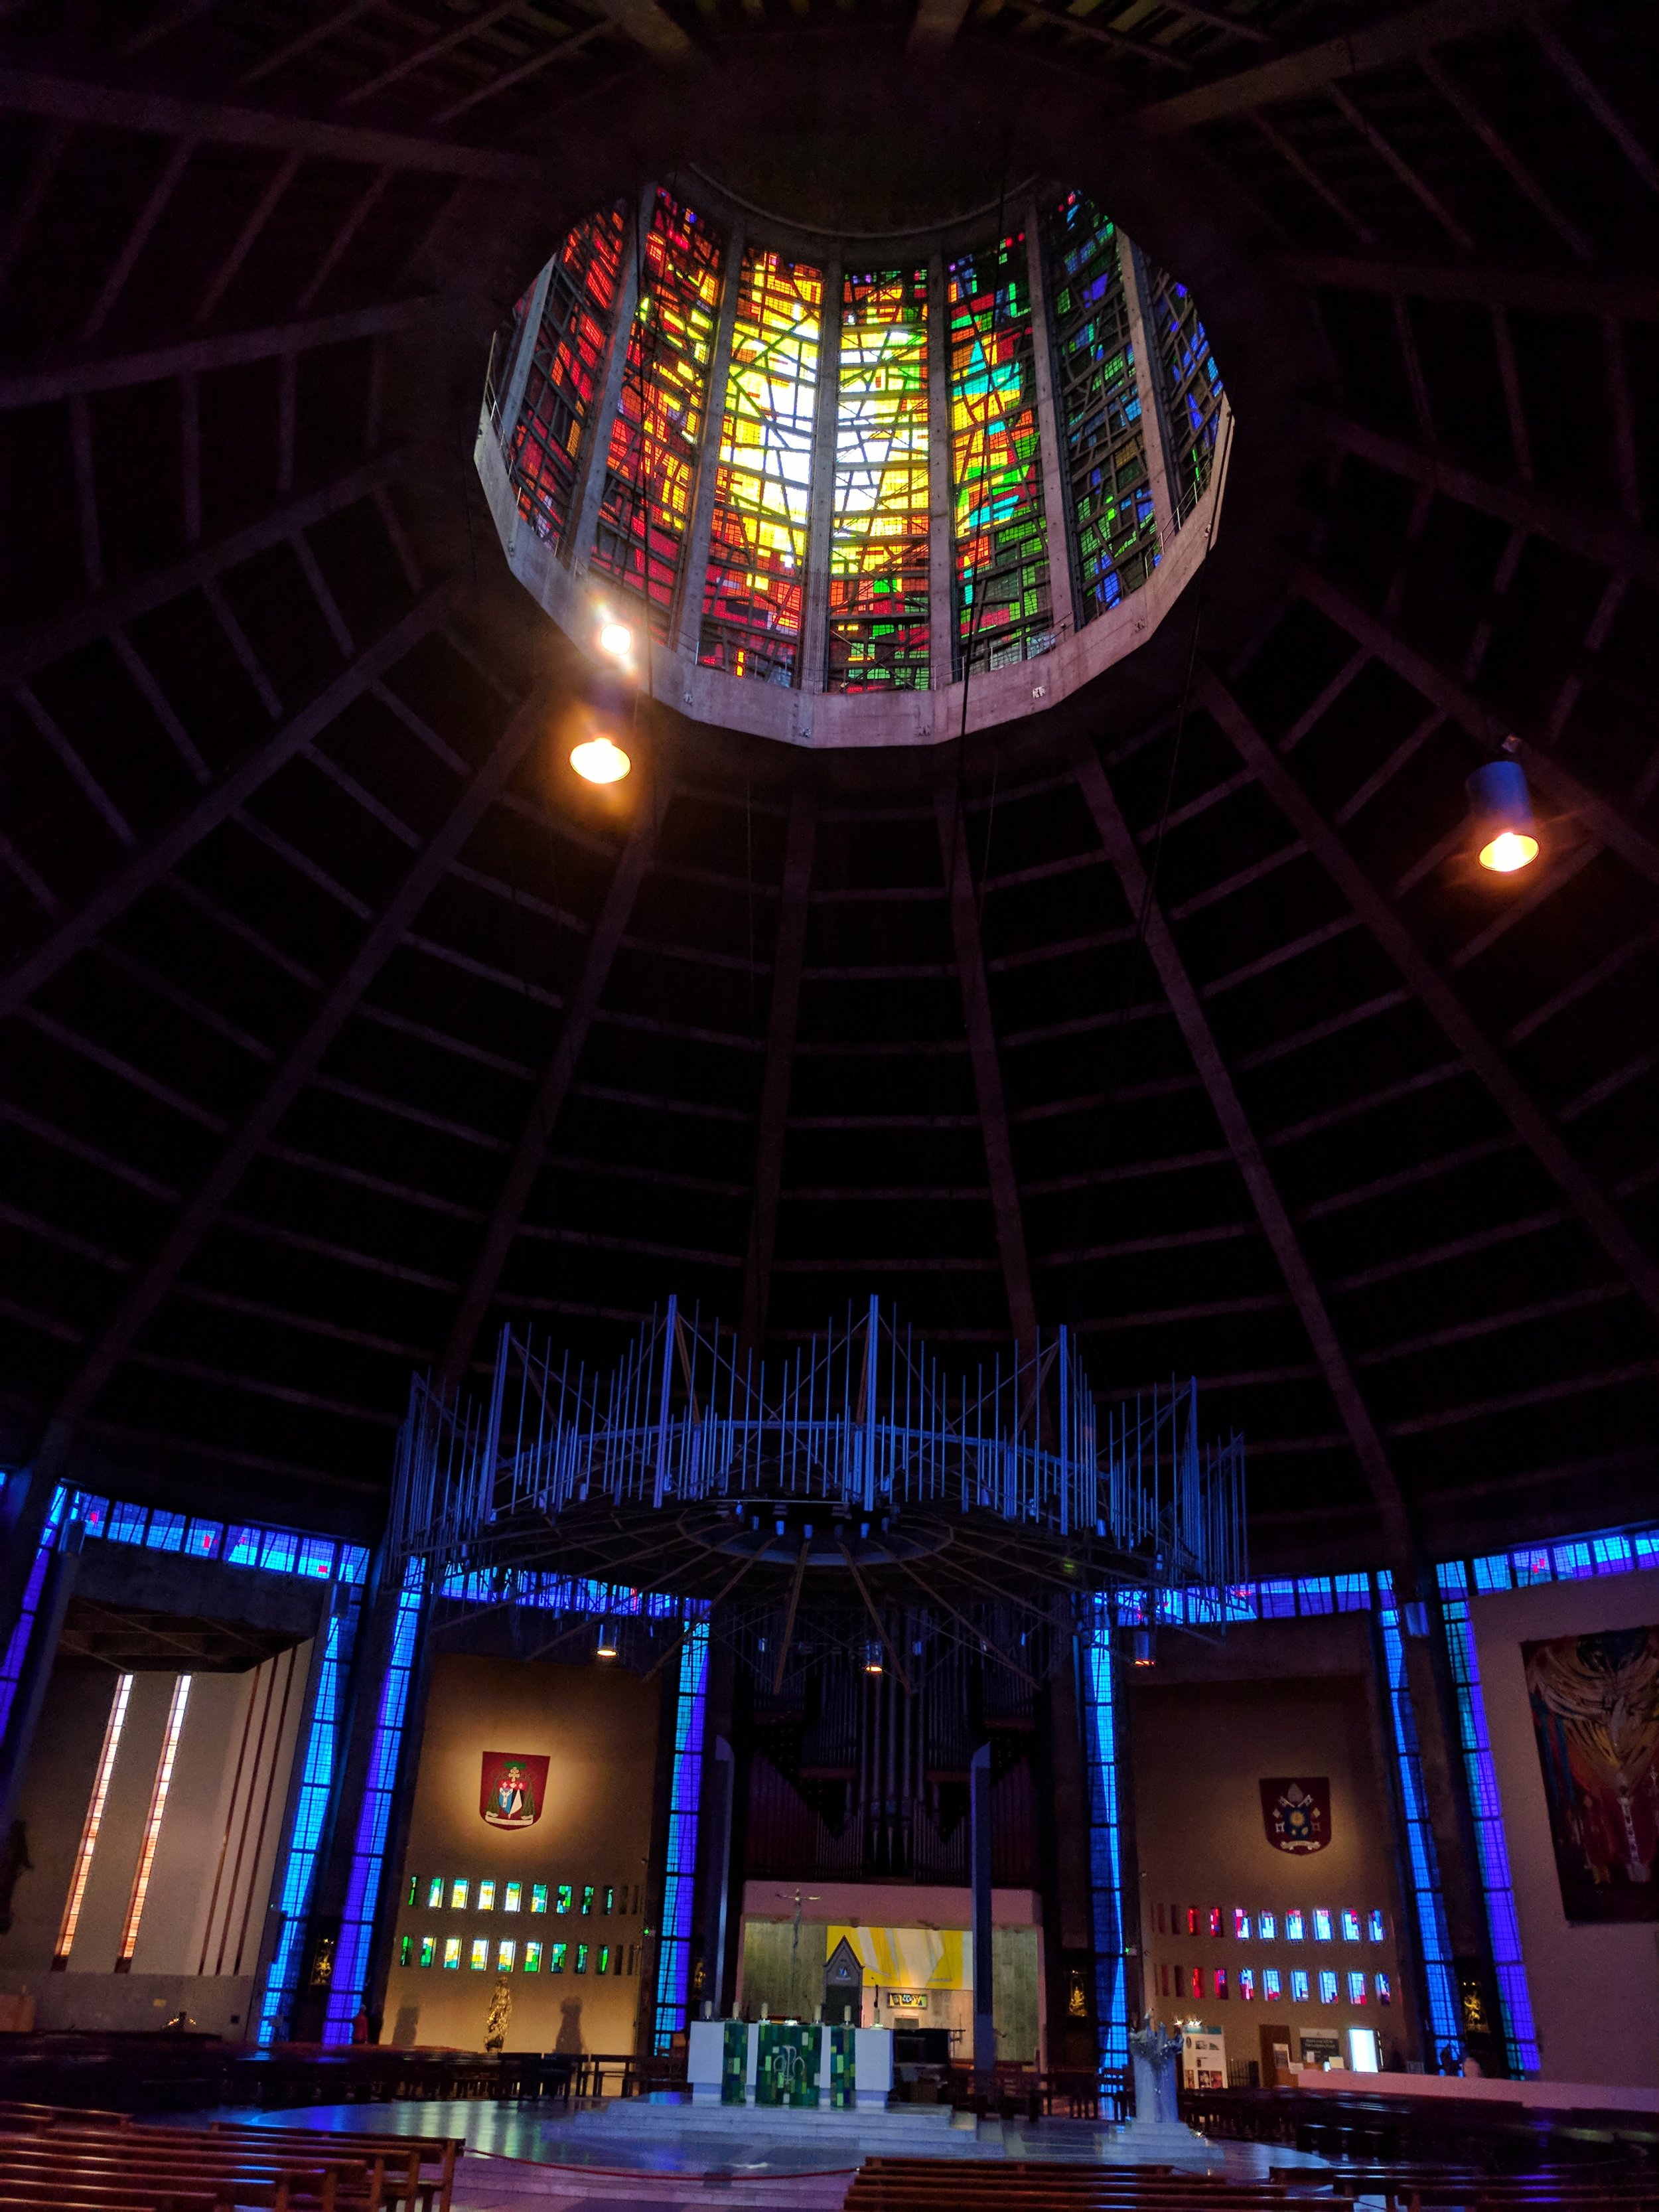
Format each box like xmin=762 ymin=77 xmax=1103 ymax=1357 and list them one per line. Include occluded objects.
xmin=827 ymin=1924 xmax=970 ymax=1990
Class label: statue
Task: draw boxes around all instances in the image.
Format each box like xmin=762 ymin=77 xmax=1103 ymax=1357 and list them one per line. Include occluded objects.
xmin=483 ymin=1975 xmax=513 ymax=2054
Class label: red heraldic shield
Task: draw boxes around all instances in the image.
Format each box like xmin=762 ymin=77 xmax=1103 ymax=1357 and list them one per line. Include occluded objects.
xmin=1259 ymin=1777 xmax=1331 ymax=1854
xmin=480 ymin=1751 xmax=549 ymax=1829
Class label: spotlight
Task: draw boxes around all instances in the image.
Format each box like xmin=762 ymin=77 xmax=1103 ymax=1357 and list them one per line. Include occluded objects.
xmin=571 ymin=735 xmax=631 ymax=784
xmin=595 ymin=618 xmax=635 ymax=667
xmin=596 ymin=1620 xmax=618 ymax=1658
xmin=1131 ymin=1629 xmax=1156 ymax=1667
xmin=863 ymin=1641 xmax=884 ymax=1676
xmin=1467 ymin=759 xmax=1538 ymax=873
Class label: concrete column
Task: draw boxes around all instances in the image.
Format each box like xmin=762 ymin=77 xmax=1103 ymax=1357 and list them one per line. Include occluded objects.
xmin=970 ymin=1740 xmax=995 ymax=2077
xmin=1119 ymin=238 xmax=1177 ymax=553
xmin=674 ymin=222 xmax=745 ymax=660
xmin=0 ymin=1514 xmax=82 ymax=1836
xmin=495 ymin=258 xmax=553 ymax=444
xmin=1021 ymin=195 xmax=1078 ymax=642
xmin=800 ymin=257 xmax=842 ymax=696
xmin=567 ymin=185 xmax=653 ymax=578
xmin=926 ymin=252 xmax=955 ymax=686
xmin=0 ymin=1428 xmax=68 ymax=1670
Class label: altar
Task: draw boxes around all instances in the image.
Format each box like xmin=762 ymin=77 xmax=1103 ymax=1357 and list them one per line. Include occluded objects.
xmin=686 ymin=2017 xmax=895 ymax=2109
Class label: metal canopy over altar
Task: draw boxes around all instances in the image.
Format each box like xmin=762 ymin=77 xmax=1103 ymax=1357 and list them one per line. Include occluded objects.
xmin=389 ymin=1297 xmax=1246 ymax=1685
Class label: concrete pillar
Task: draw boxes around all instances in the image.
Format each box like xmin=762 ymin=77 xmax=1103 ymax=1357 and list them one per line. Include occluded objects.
xmin=0 ymin=1513 xmax=82 ymax=1836
xmin=970 ymin=1739 xmax=995 ymax=2077
xmin=494 ymin=258 xmax=553 ymax=445
xmin=0 ymin=1427 xmax=68 ymax=1672
xmin=800 ymin=258 xmax=843 ymax=696
xmin=674 ymin=221 xmax=745 ymax=661
xmin=926 ymin=252 xmax=955 ymax=687
xmin=1119 ymin=238 xmax=1177 ymax=554
xmin=1021 ymin=195 xmax=1078 ymax=643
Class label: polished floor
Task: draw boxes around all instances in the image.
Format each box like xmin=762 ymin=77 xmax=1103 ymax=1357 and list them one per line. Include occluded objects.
xmin=203 ymin=2097 xmax=1336 ymax=2209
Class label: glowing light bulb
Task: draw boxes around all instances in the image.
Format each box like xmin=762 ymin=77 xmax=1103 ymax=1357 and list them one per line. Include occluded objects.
xmin=596 ymin=619 xmax=634 ymax=665
xmin=1478 ymin=828 xmax=1538 ymax=873
xmin=571 ymin=736 xmax=631 ymax=784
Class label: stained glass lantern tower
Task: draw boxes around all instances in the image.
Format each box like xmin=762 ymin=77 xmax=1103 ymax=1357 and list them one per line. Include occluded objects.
xmin=478 ymin=181 xmax=1228 ymax=749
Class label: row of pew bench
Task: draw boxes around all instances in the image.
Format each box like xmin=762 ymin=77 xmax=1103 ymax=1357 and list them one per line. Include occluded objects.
xmin=845 ymin=2153 xmax=1659 ymax=2212
xmin=0 ymin=2104 xmax=463 ymax=2212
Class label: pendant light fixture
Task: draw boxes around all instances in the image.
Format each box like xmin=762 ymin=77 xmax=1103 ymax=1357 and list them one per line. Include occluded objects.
xmin=1467 ymin=759 xmax=1539 ymax=873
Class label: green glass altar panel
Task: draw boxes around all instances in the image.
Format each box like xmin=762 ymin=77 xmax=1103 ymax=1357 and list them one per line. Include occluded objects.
xmin=828 ymin=2024 xmax=855 ymax=2110
xmin=756 ymin=2022 xmax=820 ymax=2107
xmin=721 ymin=2018 xmax=747 ymax=2104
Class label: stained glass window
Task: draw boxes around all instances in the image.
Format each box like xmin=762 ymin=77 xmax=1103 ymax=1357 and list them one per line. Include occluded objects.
xmin=551 ymin=1941 xmax=567 ymax=1971
xmin=532 ymin=1883 xmax=548 ymax=1913
xmin=1286 ymin=1910 xmax=1303 ymax=1942
xmin=1043 ymin=192 xmax=1157 ymax=621
xmin=1239 ymin=1968 xmax=1254 ymax=2001
xmin=1319 ymin=1970 xmax=1338 ymax=2004
xmin=419 ymin=1935 xmax=435 ymax=1966
xmin=1368 ymin=1910 xmax=1386 ymax=1942
xmin=498 ymin=1940 xmax=516 ymax=1972
xmin=1150 ymin=266 xmax=1224 ymax=524
xmin=426 ymin=1876 xmax=442 ymax=1909
xmin=451 ymin=1878 xmax=469 ymax=1910
xmin=948 ymin=232 xmax=1052 ymax=676
xmin=1234 ymin=1909 xmax=1249 ymax=1939
xmin=478 ymin=1880 xmax=496 ymax=1911
xmin=509 ymin=210 xmax=626 ymax=550
xmin=443 ymin=1937 xmax=461 ymax=1968
xmin=556 ymin=1883 xmax=572 ymax=1915
xmin=591 ymin=188 xmax=723 ymax=638
xmin=1375 ymin=1972 xmax=1391 ymax=2004
xmin=524 ymin=1941 xmax=542 ymax=1971
xmin=1290 ymin=1969 xmax=1309 ymax=2003
xmin=1348 ymin=1970 xmax=1368 ymax=2004
xmin=505 ymin=1881 xmax=522 ymax=1913
xmin=576 ymin=1943 xmax=590 ymax=1974
xmin=828 ymin=267 xmax=930 ymax=692
xmin=1259 ymin=1911 xmax=1277 ymax=1941
xmin=1313 ymin=1909 xmax=1333 ymax=1941
xmin=1263 ymin=1968 xmax=1281 ymax=2000
xmin=701 ymin=249 xmax=821 ymax=685
xmin=469 ymin=1937 xmax=489 ymax=1970
xmin=1341 ymin=1909 xmax=1360 ymax=1942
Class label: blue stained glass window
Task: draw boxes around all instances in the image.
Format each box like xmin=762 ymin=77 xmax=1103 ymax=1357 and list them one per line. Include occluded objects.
xmin=1368 ymin=1910 xmax=1386 ymax=1942
xmin=1286 ymin=1911 xmax=1304 ymax=1943
xmin=1437 ymin=1563 xmax=1540 ymax=2075
xmin=1290 ymin=1970 xmax=1309 ymax=2004
xmin=1258 ymin=1912 xmax=1276 ymax=1941
xmin=1341 ymin=1910 xmax=1360 ymax=1943
xmin=1313 ymin=1909 xmax=1333 ymax=1942
xmin=1378 ymin=1574 xmax=1461 ymax=2051
xmin=1263 ymin=1968 xmax=1281 ymax=2000
xmin=1319 ymin=1970 xmax=1337 ymax=2005
xmin=1347 ymin=1970 xmax=1368 ymax=2004
xmin=255 ymin=1587 xmax=364 ymax=2044
xmin=322 ymin=1563 xmax=425 ymax=2043
xmin=0 ymin=1485 xmax=66 ymax=1748
xmin=652 ymin=1619 xmax=709 ymax=2051
xmin=1081 ymin=1609 xmax=1129 ymax=2072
